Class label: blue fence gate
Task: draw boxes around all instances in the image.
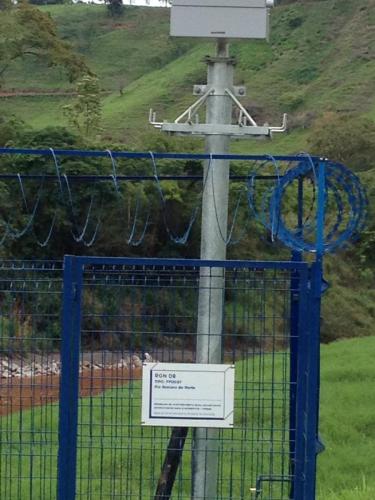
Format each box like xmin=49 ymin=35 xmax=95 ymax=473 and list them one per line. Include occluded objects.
xmin=56 ymin=256 xmax=318 ymax=500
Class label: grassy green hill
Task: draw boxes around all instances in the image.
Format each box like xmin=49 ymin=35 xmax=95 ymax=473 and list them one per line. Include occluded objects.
xmin=1 ymin=0 xmax=374 ymax=148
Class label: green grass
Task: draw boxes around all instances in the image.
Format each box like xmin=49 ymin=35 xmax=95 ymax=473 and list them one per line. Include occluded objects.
xmin=317 ymin=337 xmax=375 ymax=499
xmin=1 ymin=353 xmax=292 ymax=499
xmin=0 ymin=96 xmax=70 ymax=131
xmin=1 ymin=337 xmax=374 ymax=498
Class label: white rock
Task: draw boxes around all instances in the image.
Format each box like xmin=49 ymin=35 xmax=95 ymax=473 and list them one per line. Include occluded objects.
xmin=132 ymin=355 xmax=142 ymax=368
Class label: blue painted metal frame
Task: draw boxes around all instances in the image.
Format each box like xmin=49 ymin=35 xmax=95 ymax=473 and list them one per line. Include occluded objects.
xmin=304 ymin=260 xmax=323 ymax=499
xmin=59 ymin=255 xmax=308 ymax=270
xmin=303 ymin=160 xmax=326 ymax=497
xmin=0 ymin=146 xmax=321 ymax=163
xmin=289 ymin=176 xmax=305 ymax=499
xmin=0 ymin=173 xmax=281 ymax=182
xmin=293 ymin=270 xmax=311 ymax=500
xmin=57 ymin=254 xmax=317 ymax=499
xmin=290 ymin=171 xmax=322 ymax=500
xmin=316 ymin=161 xmax=326 ymax=256
xmin=57 ymin=256 xmax=83 ymax=500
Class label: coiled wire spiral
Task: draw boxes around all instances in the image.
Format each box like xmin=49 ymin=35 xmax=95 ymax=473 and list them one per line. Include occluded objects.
xmin=248 ymin=158 xmax=367 ymax=254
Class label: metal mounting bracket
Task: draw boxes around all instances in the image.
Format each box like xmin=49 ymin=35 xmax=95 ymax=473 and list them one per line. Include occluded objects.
xmin=149 ymin=85 xmax=287 ymax=138
xmin=193 ymin=85 xmax=246 ymax=97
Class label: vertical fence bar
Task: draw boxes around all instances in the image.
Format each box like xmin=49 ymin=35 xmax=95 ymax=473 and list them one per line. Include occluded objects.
xmin=316 ymin=160 xmax=326 ymax=256
xmin=57 ymin=256 xmax=83 ymax=500
xmin=289 ymin=260 xmax=302 ymax=496
xmin=292 ymin=266 xmax=310 ymax=499
xmin=303 ymin=160 xmax=326 ymax=498
xmin=304 ymin=260 xmax=323 ymax=500
xmin=289 ymin=175 xmax=304 ymax=499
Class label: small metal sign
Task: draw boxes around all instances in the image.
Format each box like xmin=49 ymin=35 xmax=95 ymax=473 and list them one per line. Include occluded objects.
xmin=141 ymin=362 xmax=235 ymax=428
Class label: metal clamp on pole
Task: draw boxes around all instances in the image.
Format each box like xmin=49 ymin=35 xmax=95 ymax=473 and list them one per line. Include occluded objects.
xmin=149 ymin=93 xmax=287 ymax=139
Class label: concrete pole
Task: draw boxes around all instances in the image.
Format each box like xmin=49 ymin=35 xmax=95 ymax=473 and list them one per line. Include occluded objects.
xmin=192 ymin=39 xmax=234 ymax=499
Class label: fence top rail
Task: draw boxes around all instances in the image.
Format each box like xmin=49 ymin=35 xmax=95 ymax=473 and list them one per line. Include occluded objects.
xmin=66 ymin=255 xmax=309 ymax=272
xmin=0 ymin=260 xmax=63 ymax=271
xmin=0 ymin=258 xmax=309 ymax=273
xmin=0 ymin=173 xmax=280 ymax=182
xmin=0 ymin=147 xmax=321 ymax=163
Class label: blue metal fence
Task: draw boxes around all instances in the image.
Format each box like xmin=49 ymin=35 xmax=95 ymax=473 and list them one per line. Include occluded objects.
xmin=0 ymin=261 xmax=63 ymax=500
xmin=0 ymin=262 xmax=320 ymax=499
xmin=56 ymin=256 xmax=316 ymax=500
xmin=0 ymin=146 xmax=367 ymax=499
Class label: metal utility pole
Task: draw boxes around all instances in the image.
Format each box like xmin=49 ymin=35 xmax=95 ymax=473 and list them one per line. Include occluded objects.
xmin=149 ymin=3 xmax=284 ymax=498
xmin=192 ymin=39 xmax=234 ymax=499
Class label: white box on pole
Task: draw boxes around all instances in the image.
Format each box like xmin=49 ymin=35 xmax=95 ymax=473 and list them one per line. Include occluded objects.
xmin=170 ymin=0 xmax=271 ymax=39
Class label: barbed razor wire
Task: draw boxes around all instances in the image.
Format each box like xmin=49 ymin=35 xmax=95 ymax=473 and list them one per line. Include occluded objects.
xmin=0 ymin=148 xmax=368 ymax=254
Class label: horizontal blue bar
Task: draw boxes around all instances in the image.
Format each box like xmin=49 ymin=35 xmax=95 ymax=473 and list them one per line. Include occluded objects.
xmin=0 ymin=173 xmax=280 ymax=182
xmin=70 ymin=255 xmax=309 ymax=272
xmin=0 ymin=147 xmax=320 ymax=163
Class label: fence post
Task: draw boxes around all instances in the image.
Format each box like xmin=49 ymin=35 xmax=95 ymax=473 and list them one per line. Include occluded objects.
xmin=303 ymin=259 xmax=323 ymax=500
xmin=57 ymin=256 xmax=82 ymax=500
xmin=292 ymin=266 xmax=310 ymax=499
xmin=289 ymin=175 xmax=304 ymax=498
xmin=303 ymin=160 xmax=326 ymax=498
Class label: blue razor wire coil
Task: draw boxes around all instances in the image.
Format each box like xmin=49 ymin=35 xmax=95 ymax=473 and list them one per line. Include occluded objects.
xmin=248 ymin=158 xmax=368 ymax=254
xmin=0 ymin=148 xmax=367 ymax=250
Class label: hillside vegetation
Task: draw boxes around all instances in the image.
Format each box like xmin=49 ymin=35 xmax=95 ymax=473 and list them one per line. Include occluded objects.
xmin=1 ymin=0 xmax=374 ymax=148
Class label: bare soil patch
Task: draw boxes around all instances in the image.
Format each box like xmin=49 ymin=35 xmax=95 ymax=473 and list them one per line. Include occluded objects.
xmin=0 ymin=365 xmax=142 ymax=417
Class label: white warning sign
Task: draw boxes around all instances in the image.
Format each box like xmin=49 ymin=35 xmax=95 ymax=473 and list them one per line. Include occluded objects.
xmin=141 ymin=362 xmax=235 ymax=428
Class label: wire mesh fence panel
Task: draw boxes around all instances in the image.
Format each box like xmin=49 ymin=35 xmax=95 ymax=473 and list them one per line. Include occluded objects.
xmin=0 ymin=261 xmax=63 ymax=500
xmin=60 ymin=257 xmax=309 ymax=500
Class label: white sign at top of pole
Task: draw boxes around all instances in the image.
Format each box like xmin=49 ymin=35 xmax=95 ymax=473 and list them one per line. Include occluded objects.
xmin=170 ymin=0 xmax=275 ymax=39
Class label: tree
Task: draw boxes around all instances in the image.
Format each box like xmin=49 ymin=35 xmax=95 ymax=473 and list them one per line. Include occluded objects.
xmin=0 ymin=115 xmax=27 ymax=147
xmin=62 ymin=75 xmax=102 ymax=138
xmin=308 ymin=113 xmax=375 ymax=272
xmin=0 ymin=0 xmax=12 ymax=11
xmin=307 ymin=112 xmax=375 ymax=171
xmin=0 ymin=1 xmax=90 ymax=85
xmin=106 ymin=0 xmax=124 ymax=17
